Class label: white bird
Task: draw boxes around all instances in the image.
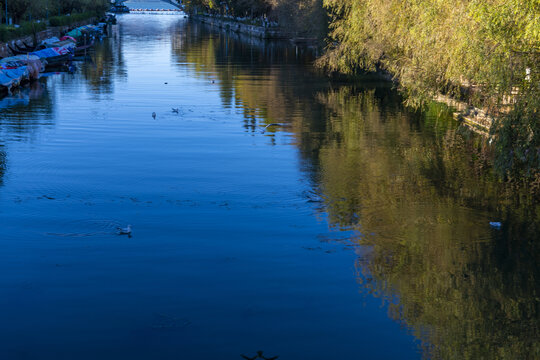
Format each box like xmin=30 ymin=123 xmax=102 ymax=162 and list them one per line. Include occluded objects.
xmin=152 ymin=112 xmax=156 ymax=119
xmin=117 ymin=225 xmax=132 ymax=236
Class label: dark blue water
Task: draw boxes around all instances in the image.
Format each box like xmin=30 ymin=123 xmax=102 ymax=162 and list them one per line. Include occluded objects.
xmin=0 ymin=14 xmax=537 ymax=360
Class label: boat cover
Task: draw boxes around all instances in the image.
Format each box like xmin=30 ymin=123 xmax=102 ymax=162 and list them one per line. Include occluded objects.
xmin=66 ymin=29 xmax=83 ymax=38
xmin=30 ymin=44 xmax=74 ymax=59
xmin=0 ymin=71 xmax=15 ymax=87
xmin=0 ymin=67 xmax=29 ymax=87
xmin=41 ymin=37 xmax=60 ymax=45
xmin=1 ymin=55 xmax=43 ymax=79
xmin=60 ymin=36 xmax=77 ymax=43
xmin=2 ymin=66 xmax=29 ymax=80
xmin=0 ymin=59 xmax=26 ymax=69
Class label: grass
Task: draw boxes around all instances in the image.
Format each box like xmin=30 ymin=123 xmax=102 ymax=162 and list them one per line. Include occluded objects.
xmin=0 ymin=21 xmax=47 ymax=42
xmin=0 ymin=12 xmax=99 ymax=43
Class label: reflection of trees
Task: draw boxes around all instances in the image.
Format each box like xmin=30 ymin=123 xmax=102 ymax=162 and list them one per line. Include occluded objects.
xmin=314 ymin=87 xmax=540 ymax=360
xmin=80 ymin=24 xmax=127 ymax=96
xmin=39 ymin=25 xmax=127 ymax=97
xmin=172 ymin=22 xmax=322 ymax=132
xmin=0 ymin=81 xmax=55 ymax=140
xmin=0 ymin=147 xmax=6 ymax=186
xmin=176 ymin=26 xmax=539 ymax=358
xmin=0 ymin=80 xmax=55 ymax=186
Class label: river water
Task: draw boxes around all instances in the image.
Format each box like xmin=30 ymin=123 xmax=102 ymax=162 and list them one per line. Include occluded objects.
xmin=0 ymin=14 xmax=538 ymax=360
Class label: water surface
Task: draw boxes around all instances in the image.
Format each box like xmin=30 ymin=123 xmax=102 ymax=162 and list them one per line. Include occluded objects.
xmin=0 ymin=14 xmax=538 ymax=360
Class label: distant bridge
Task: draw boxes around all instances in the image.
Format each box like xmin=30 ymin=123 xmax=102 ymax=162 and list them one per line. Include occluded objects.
xmin=124 ymin=0 xmax=185 ymax=13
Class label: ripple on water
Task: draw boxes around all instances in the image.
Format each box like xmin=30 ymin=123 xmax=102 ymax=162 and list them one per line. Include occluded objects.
xmin=45 ymin=218 xmax=130 ymax=238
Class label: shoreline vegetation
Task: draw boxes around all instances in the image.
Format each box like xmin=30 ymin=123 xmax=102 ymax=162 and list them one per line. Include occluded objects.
xmin=0 ymin=0 xmax=109 ymax=41
xmin=180 ymin=0 xmax=539 ymax=193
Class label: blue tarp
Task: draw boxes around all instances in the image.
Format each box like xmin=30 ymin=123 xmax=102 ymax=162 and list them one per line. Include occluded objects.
xmin=29 ymin=42 xmax=75 ymax=59
xmin=2 ymin=67 xmax=28 ymax=80
xmin=0 ymin=67 xmax=28 ymax=88
xmin=30 ymin=48 xmax=65 ymax=59
xmin=0 ymin=71 xmax=14 ymax=87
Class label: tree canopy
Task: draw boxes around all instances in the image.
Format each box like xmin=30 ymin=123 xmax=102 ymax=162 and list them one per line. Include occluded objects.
xmin=0 ymin=0 xmax=109 ymax=23
xmin=319 ymin=0 xmax=539 ymax=184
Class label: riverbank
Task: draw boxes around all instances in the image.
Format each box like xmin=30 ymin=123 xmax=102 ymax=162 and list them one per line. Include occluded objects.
xmin=190 ymin=13 xmax=495 ymax=135
xmin=0 ymin=18 xmax=98 ymax=58
xmin=190 ymin=14 xmax=289 ymax=40
xmin=434 ymin=94 xmax=494 ymax=135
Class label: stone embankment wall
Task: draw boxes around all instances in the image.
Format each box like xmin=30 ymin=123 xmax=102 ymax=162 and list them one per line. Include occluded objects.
xmin=0 ymin=18 xmax=97 ymax=58
xmin=192 ymin=14 xmax=493 ymax=134
xmin=434 ymin=94 xmax=494 ymax=135
xmin=191 ymin=15 xmax=288 ymax=40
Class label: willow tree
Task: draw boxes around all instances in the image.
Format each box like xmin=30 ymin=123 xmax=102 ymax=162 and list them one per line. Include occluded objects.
xmin=267 ymin=0 xmax=327 ymax=39
xmin=320 ymin=0 xmax=539 ymax=186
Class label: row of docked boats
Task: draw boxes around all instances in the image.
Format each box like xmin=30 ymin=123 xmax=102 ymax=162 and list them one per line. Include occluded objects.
xmin=0 ymin=22 xmax=108 ymax=93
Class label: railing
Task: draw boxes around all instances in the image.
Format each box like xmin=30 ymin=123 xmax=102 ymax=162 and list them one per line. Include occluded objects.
xmin=129 ymin=8 xmax=185 ymax=15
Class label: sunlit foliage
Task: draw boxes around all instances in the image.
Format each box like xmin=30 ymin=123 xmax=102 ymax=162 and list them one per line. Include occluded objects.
xmin=319 ymin=0 xmax=539 ymax=184
xmin=0 ymin=0 xmax=109 ymax=23
xmin=320 ymin=0 xmax=539 ymax=102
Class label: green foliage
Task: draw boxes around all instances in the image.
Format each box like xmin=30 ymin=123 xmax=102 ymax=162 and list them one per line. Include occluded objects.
xmin=491 ymin=85 xmax=540 ymax=190
xmin=269 ymin=0 xmax=327 ymax=39
xmin=320 ymin=0 xmax=539 ymax=103
xmin=0 ymin=0 xmax=109 ymax=23
xmin=0 ymin=21 xmax=47 ymax=42
xmin=0 ymin=0 xmax=107 ymax=41
xmin=182 ymin=0 xmax=327 ymax=39
xmin=49 ymin=12 xmax=98 ymax=27
xmin=183 ymin=0 xmax=271 ymax=16
xmin=320 ymin=0 xmax=540 ymax=185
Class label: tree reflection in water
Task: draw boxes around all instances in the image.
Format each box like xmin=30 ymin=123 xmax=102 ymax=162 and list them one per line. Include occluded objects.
xmin=176 ymin=23 xmax=540 ymax=359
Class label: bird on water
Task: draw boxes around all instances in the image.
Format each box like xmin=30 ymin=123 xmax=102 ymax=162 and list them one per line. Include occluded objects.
xmin=117 ymin=225 xmax=132 ymax=236
xmin=152 ymin=112 xmax=156 ymax=119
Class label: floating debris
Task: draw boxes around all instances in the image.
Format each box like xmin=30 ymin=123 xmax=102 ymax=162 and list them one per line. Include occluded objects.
xmin=260 ymin=123 xmax=291 ymax=134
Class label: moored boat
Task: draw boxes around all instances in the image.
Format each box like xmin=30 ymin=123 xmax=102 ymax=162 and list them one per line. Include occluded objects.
xmin=30 ymin=43 xmax=76 ymax=67
xmin=1 ymin=55 xmax=44 ymax=79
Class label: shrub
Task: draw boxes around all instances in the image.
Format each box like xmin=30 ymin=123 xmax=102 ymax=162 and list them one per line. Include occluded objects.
xmin=49 ymin=12 xmax=98 ymax=27
xmin=0 ymin=21 xmax=47 ymax=42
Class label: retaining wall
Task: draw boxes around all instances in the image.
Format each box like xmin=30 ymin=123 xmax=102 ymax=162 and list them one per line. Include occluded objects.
xmin=192 ymin=15 xmax=288 ymax=40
